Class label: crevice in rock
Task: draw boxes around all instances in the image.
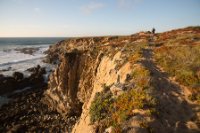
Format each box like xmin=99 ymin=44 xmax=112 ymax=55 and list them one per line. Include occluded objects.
xmin=43 ymin=49 xmax=99 ymax=119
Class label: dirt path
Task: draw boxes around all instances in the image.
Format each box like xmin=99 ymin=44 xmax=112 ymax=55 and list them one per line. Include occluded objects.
xmin=139 ymin=47 xmax=200 ymax=133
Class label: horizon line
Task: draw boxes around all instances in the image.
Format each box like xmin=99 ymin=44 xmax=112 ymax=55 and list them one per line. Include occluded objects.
xmin=0 ymin=25 xmax=199 ymax=38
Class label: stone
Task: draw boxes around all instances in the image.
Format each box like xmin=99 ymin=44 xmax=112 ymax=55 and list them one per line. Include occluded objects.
xmin=14 ymin=47 xmax=40 ymax=55
xmin=110 ymin=83 xmax=125 ymax=96
xmin=0 ymin=66 xmax=47 ymax=95
xmin=105 ymin=126 xmax=114 ymax=133
xmin=13 ymin=72 xmax=24 ymax=82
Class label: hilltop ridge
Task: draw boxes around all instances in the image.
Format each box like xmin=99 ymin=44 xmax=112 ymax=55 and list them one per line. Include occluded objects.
xmin=43 ymin=26 xmax=200 ymax=132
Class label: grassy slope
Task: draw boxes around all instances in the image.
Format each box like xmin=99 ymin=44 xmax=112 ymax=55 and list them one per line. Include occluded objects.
xmin=89 ymin=26 xmax=200 ymax=132
xmin=154 ymin=27 xmax=200 ymax=103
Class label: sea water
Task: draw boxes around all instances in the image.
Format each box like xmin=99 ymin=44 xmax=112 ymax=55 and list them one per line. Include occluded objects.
xmin=0 ymin=37 xmax=65 ymax=76
xmin=0 ymin=37 xmax=65 ymax=107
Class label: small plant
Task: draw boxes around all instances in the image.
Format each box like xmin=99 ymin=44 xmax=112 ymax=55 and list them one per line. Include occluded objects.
xmin=188 ymin=93 xmax=200 ymax=103
xmin=132 ymin=65 xmax=150 ymax=88
xmin=89 ymin=91 xmax=112 ymax=123
xmin=128 ymin=52 xmax=142 ymax=63
xmin=89 ymin=87 xmax=156 ymax=130
xmin=111 ymin=88 xmax=155 ymax=124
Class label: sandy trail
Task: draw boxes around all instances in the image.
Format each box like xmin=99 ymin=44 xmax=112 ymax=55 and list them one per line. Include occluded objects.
xmin=139 ymin=46 xmax=200 ymax=133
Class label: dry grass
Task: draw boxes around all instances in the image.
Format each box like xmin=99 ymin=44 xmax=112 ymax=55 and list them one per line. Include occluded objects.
xmin=154 ymin=45 xmax=200 ymax=103
xmin=89 ymin=65 xmax=157 ymax=132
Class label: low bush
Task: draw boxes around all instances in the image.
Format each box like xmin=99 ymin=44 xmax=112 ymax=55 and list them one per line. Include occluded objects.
xmin=89 ymin=91 xmax=112 ymax=123
xmin=110 ymin=88 xmax=156 ymax=126
xmin=89 ymin=66 xmax=157 ymax=132
xmin=154 ymin=45 xmax=200 ymax=88
xmin=154 ymin=44 xmax=200 ymax=103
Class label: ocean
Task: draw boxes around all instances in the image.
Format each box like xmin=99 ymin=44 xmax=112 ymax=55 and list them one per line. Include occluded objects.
xmin=0 ymin=37 xmax=65 ymax=76
xmin=0 ymin=37 xmax=65 ymax=107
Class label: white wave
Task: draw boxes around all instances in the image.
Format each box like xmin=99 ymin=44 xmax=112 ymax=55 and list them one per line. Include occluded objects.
xmin=0 ymin=45 xmax=49 ymax=64
xmin=0 ymin=44 xmax=52 ymax=77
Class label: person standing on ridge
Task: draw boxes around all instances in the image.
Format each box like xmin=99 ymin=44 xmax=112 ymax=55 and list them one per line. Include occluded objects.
xmin=152 ymin=28 xmax=156 ymax=34
xmin=149 ymin=28 xmax=155 ymax=46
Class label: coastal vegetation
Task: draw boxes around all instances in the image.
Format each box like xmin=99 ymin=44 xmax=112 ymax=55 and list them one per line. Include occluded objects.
xmin=90 ymin=65 xmax=157 ymax=132
xmin=154 ymin=37 xmax=200 ymax=103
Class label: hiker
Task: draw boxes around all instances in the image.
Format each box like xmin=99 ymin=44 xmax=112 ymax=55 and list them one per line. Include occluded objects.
xmin=152 ymin=28 xmax=156 ymax=35
xmin=149 ymin=28 xmax=155 ymax=46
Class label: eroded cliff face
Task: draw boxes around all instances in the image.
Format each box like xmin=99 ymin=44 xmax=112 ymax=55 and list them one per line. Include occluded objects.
xmin=43 ymin=36 xmax=136 ymax=132
xmin=43 ymin=48 xmax=98 ymax=116
xmin=72 ymin=52 xmax=133 ymax=133
xmin=43 ymin=36 xmax=132 ymax=112
xmin=43 ymin=27 xmax=200 ymax=133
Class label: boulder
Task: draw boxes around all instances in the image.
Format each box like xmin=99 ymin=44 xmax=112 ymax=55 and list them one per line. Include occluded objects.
xmin=0 ymin=66 xmax=47 ymax=95
xmin=13 ymin=72 xmax=24 ymax=81
xmin=0 ymin=74 xmax=4 ymax=80
xmin=14 ymin=47 xmax=40 ymax=55
xmin=110 ymin=84 xmax=124 ymax=96
xmin=27 ymin=65 xmax=46 ymax=75
xmin=0 ymin=76 xmax=16 ymax=95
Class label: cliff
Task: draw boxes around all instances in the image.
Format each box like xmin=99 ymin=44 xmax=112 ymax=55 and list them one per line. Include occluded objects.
xmin=43 ymin=27 xmax=200 ymax=133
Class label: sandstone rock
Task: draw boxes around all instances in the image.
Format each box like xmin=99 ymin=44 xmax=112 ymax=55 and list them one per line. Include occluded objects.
xmin=105 ymin=126 xmax=113 ymax=133
xmin=110 ymin=84 xmax=124 ymax=96
xmin=41 ymin=37 xmax=134 ymax=133
xmin=39 ymin=29 xmax=200 ymax=133
xmin=43 ymin=52 xmax=89 ymax=116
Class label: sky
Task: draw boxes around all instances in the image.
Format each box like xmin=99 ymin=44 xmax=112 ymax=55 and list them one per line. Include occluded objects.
xmin=0 ymin=0 xmax=200 ymax=37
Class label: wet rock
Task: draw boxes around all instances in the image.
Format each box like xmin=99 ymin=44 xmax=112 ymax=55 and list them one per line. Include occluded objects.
xmin=0 ymin=76 xmax=16 ymax=95
xmin=3 ymin=49 xmax=12 ymax=53
xmin=0 ymin=65 xmax=47 ymax=95
xmin=13 ymin=72 xmax=24 ymax=81
xmin=27 ymin=65 xmax=46 ymax=86
xmin=14 ymin=47 xmax=40 ymax=55
xmin=26 ymin=65 xmax=44 ymax=73
xmin=1 ymin=86 xmax=77 ymax=132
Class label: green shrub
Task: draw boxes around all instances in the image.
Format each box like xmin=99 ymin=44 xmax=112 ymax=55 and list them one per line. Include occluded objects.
xmin=175 ymin=70 xmax=198 ymax=87
xmin=89 ymin=66 xmax=157 ymax=132
xmin=89 ymin=92 xmax=112 ymax=123
xmin=89 ymin=87 xmax=156 ymax=130
xmin=110 ymin=88 xmax=156 ymax=126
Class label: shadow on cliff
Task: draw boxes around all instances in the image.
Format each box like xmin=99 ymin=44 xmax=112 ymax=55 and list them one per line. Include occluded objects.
xmin=139 ymin=48 xmax=200 ymax=133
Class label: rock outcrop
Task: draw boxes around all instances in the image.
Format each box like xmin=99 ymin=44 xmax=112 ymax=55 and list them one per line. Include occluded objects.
xmin=0 ymin=65 xmax=46 ymax=95
xmin=43 ymin=36 xmax=145 ymax=132
xmin=43 ymin=27 xmax=200 ymax=133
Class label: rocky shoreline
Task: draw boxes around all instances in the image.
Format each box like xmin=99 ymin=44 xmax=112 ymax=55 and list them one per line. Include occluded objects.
xmin=0 ymin=86 xmax=78 ymax=132
xmin=0 ymin=64 xmax=79 ymax=132
xmin=0 ymin=39 xmax=81 ymax=132
xmin=0 ymin=65 xmax=47 ymax=95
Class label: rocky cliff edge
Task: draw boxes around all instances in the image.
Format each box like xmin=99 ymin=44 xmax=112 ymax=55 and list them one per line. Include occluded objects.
xmin=43 ymin=27 xmax=200 ymax=133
